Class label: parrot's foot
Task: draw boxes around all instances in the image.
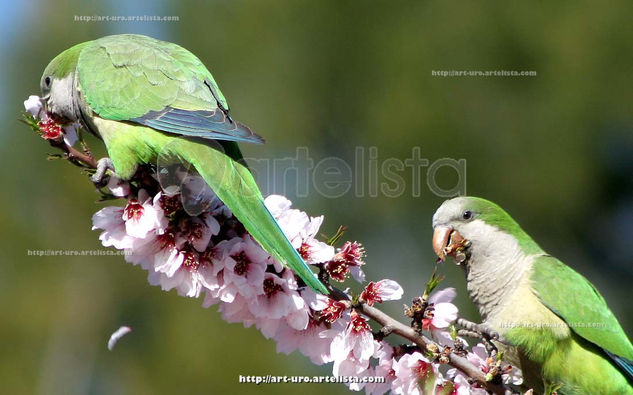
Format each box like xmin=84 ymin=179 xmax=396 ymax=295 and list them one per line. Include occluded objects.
xmin=457 ymin=317 xmax=508 ymax=347
xmin=457 ymin=329 xmax=499 ymax=353
xmin=91 ymin=157 xmax=114 ymax=187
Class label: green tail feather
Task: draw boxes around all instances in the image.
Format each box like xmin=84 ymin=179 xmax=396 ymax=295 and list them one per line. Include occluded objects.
xmin=174 ymin=139 xmax=328 ymax=294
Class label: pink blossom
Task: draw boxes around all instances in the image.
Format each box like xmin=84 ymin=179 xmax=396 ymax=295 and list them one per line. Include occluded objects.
xmin=365 ymin=342 xmax=396 ymax=395
xmin=299 ymin=287 xmax=330 ymax=311
xmin=319 ymin=299 xmax=348 ymax=324
xmin=266 ymin=196 xmax=315 ymax=247
xmin=62 ymin=122 xmax=79 ymax=146
xmin=156 ymin=264 xmax=203 ymax=296
xmin=154 ymin=190 xmax=182 ymax=217
xmin=391 ymin=352 xmax=438 ymax=395
xmin=25 ymin=101 xmax=64 ymax=142
xmin=349 ymin=265 xmax=366 ymax=283
xmin=269 ymin=288 xmax=348 ymax=364
xmin=373 ymin=341 xmax=394 ymax=364
xmin=24 ymin=95 xmax=79 ymax=146
xmin=125 ymin=227 xmax=220 ymax=299
xmin=106 ymin=176 xmax=131 ymax=197
xmin=252 ymin=270 xmax=311 ymax=338
xmin=122 ymin=190 xmax=167 ymax=238
xmin=502 ymin=365 xmax=523 ymax=386
xmin=176 ymin=214 xmax=219 ymax=252
xmin=24 ymin=95 xmax=44 ymax=118
xmin=274 ymin=318 xmax=346 ymax=365
xmin=264 ymin=195 xmax=333 ymax=264
xmin=438 ymin=368 xmax=488 ymax=395
xmin=92 ymin=206 xmax=136 ymax=249
xmin=466 ymin=343 xmax=490 ymax=373
xmin=326 ymin=241 xmax=366 ymax=282
xmin=152 ymin=232 xmax=186 ymax=277
xmin=211 ymin=236 xmax=268 ymax=302
xmin=155 ymin=250 xmax=219 ymax=298
xmin=333 ymin=352 xmax=370 ymax=391
xmin=249 ymin=271 xmax=309 ymax=327
xmin=216 ymin=294 xmax=257 ymax=328
xmin=423 ymin=287 xmax=458 ymax=330
xmin=361 ymin=279 xmax=404 ymax=306
xmin=263 ymin=194 xmax=292 ymax=217
xmin=330 ymin=311 xmax=375 ymax=365
xmin=464 ymin=344 xmax=523 ymax=386
xmin=298 ymin=238 xmax=335 ymax=264
xmin=335 ymin=241 xmax=365 ymax=266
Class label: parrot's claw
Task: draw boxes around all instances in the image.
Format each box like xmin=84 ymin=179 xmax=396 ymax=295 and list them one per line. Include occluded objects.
xmin=91 ymin=157 xmax=114 ymax=187
xmin=457 ymin=329 xmax=500 ymax=354
xmin=457 ymin=318 xmax=508 ymax=345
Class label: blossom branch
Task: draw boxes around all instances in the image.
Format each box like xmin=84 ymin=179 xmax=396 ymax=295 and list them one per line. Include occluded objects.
xmin=357 ymin=303 xmax=507 ymax=395
xmin=48 ymin=136 xmax=98 ymax=169
xmin=23 ymin=97 xmax=525 ymax=395
xmin=327 ymin=287 xmax=508 ymax=395
xmin=22 ymin=97 xmax=97 ymax=169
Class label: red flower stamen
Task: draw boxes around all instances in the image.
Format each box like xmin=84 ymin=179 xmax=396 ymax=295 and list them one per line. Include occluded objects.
xmin=38 ymin=119 xmax=63 ymax=140
xmin=326 ymin=260 xmax=350 ymax=282
xmin=182 ymin=250 xmax=200 ymax=271
xmin=124 ymin=200 xmax=144 ymax=221
xmin=320 ymin=299 xmax=347 ymax=323
xmin=349 ymin=311 xmax=370 ymax=334
xmin=263 ymin=278 xmax=283 ymax=297
xmin=232 ymin=251 xmax=249 ymax=276
xmin=361 ymin=281 xmax=382 ymax=306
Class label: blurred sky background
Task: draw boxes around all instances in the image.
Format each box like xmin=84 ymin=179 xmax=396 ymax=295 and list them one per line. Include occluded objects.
xmin=2 ymin=1 xmax=633 ymax=394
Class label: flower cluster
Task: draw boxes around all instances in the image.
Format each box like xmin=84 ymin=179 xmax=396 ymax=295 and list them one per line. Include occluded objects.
xmin=24 ymin=96 xmax=524 ymax=394
xmin=92 ymin=178 xmax=396 ymax=371
xmin=91 ymin=178 xmax=521 ymax=394
xmin=24 ymin=95 xmax=78 ymax=147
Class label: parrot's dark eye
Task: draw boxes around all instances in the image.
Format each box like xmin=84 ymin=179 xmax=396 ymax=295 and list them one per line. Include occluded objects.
xmin=462 ymin=210 xmax=473 ymax=220
xmin=44 ymin=76 xmax=51 ymax=87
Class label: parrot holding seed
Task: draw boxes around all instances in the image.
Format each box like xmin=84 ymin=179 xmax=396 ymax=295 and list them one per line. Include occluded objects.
xmin=39 ymin=34 xmax=327 ymax=294
xmin=432 ymin=196 xmax=633 ymax=394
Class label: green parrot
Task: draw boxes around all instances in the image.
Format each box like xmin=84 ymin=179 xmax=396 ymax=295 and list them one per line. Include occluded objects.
xmin=432 ymin=196 xmax=633 ymax=394
xmin=39 ymin=34 xmax=328 ymax=294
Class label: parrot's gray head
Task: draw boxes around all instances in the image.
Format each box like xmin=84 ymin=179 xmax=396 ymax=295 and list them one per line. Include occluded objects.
xmin=432 ymin=197 xmax=540 ymax=320
xmin=431 ymin=196 xmax=537 ymax=268
xmin=40 ymin=44 xmax=85 ymax=123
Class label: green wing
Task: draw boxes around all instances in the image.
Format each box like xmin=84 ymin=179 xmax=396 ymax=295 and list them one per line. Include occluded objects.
xmin=531 ymin=255 xmax=633 ymax=377
xmin=77 ymin=34 xmax=262 ymax=144
xmin=164 ymin=137 xmax=328 ymax=294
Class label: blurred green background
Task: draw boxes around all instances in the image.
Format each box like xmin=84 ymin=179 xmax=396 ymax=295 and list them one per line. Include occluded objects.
xmin=2 ymin=1 xmax=633 ymax=394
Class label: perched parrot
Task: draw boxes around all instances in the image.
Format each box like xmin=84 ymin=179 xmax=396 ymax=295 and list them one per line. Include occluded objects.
xmin=39 ymin=34 xmax=328 ymax=294
xmin=432 ymin=196 xmax=633 ymax=394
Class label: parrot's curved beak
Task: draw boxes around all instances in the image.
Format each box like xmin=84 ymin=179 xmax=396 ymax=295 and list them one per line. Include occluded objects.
xmin=432 ymin=226 xmax=453 ymax=261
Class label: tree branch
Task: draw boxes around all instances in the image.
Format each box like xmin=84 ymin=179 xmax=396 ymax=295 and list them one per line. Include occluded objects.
xmin=358 ymin=303 xmax=507 ymax=394
xmin=329 ymin=287 xmax=508 ymax=394
xmin=32 ymin=118 xmax=511 ymax=394
xmin=48 ymin=138 xmax=98 ymax=169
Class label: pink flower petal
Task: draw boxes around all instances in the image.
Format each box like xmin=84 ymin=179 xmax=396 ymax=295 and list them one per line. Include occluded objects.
xmin=107 ymin=326 xmax=132 ymax=350
xmin=429 ymin=287 xmax=456 ymax=304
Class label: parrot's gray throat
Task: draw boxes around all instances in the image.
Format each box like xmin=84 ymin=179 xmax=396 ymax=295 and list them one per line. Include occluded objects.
xmin=45 ymin=71 xmax=81 ymax=123
xmin=454 ymin=220 xmax=532 ymax=321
